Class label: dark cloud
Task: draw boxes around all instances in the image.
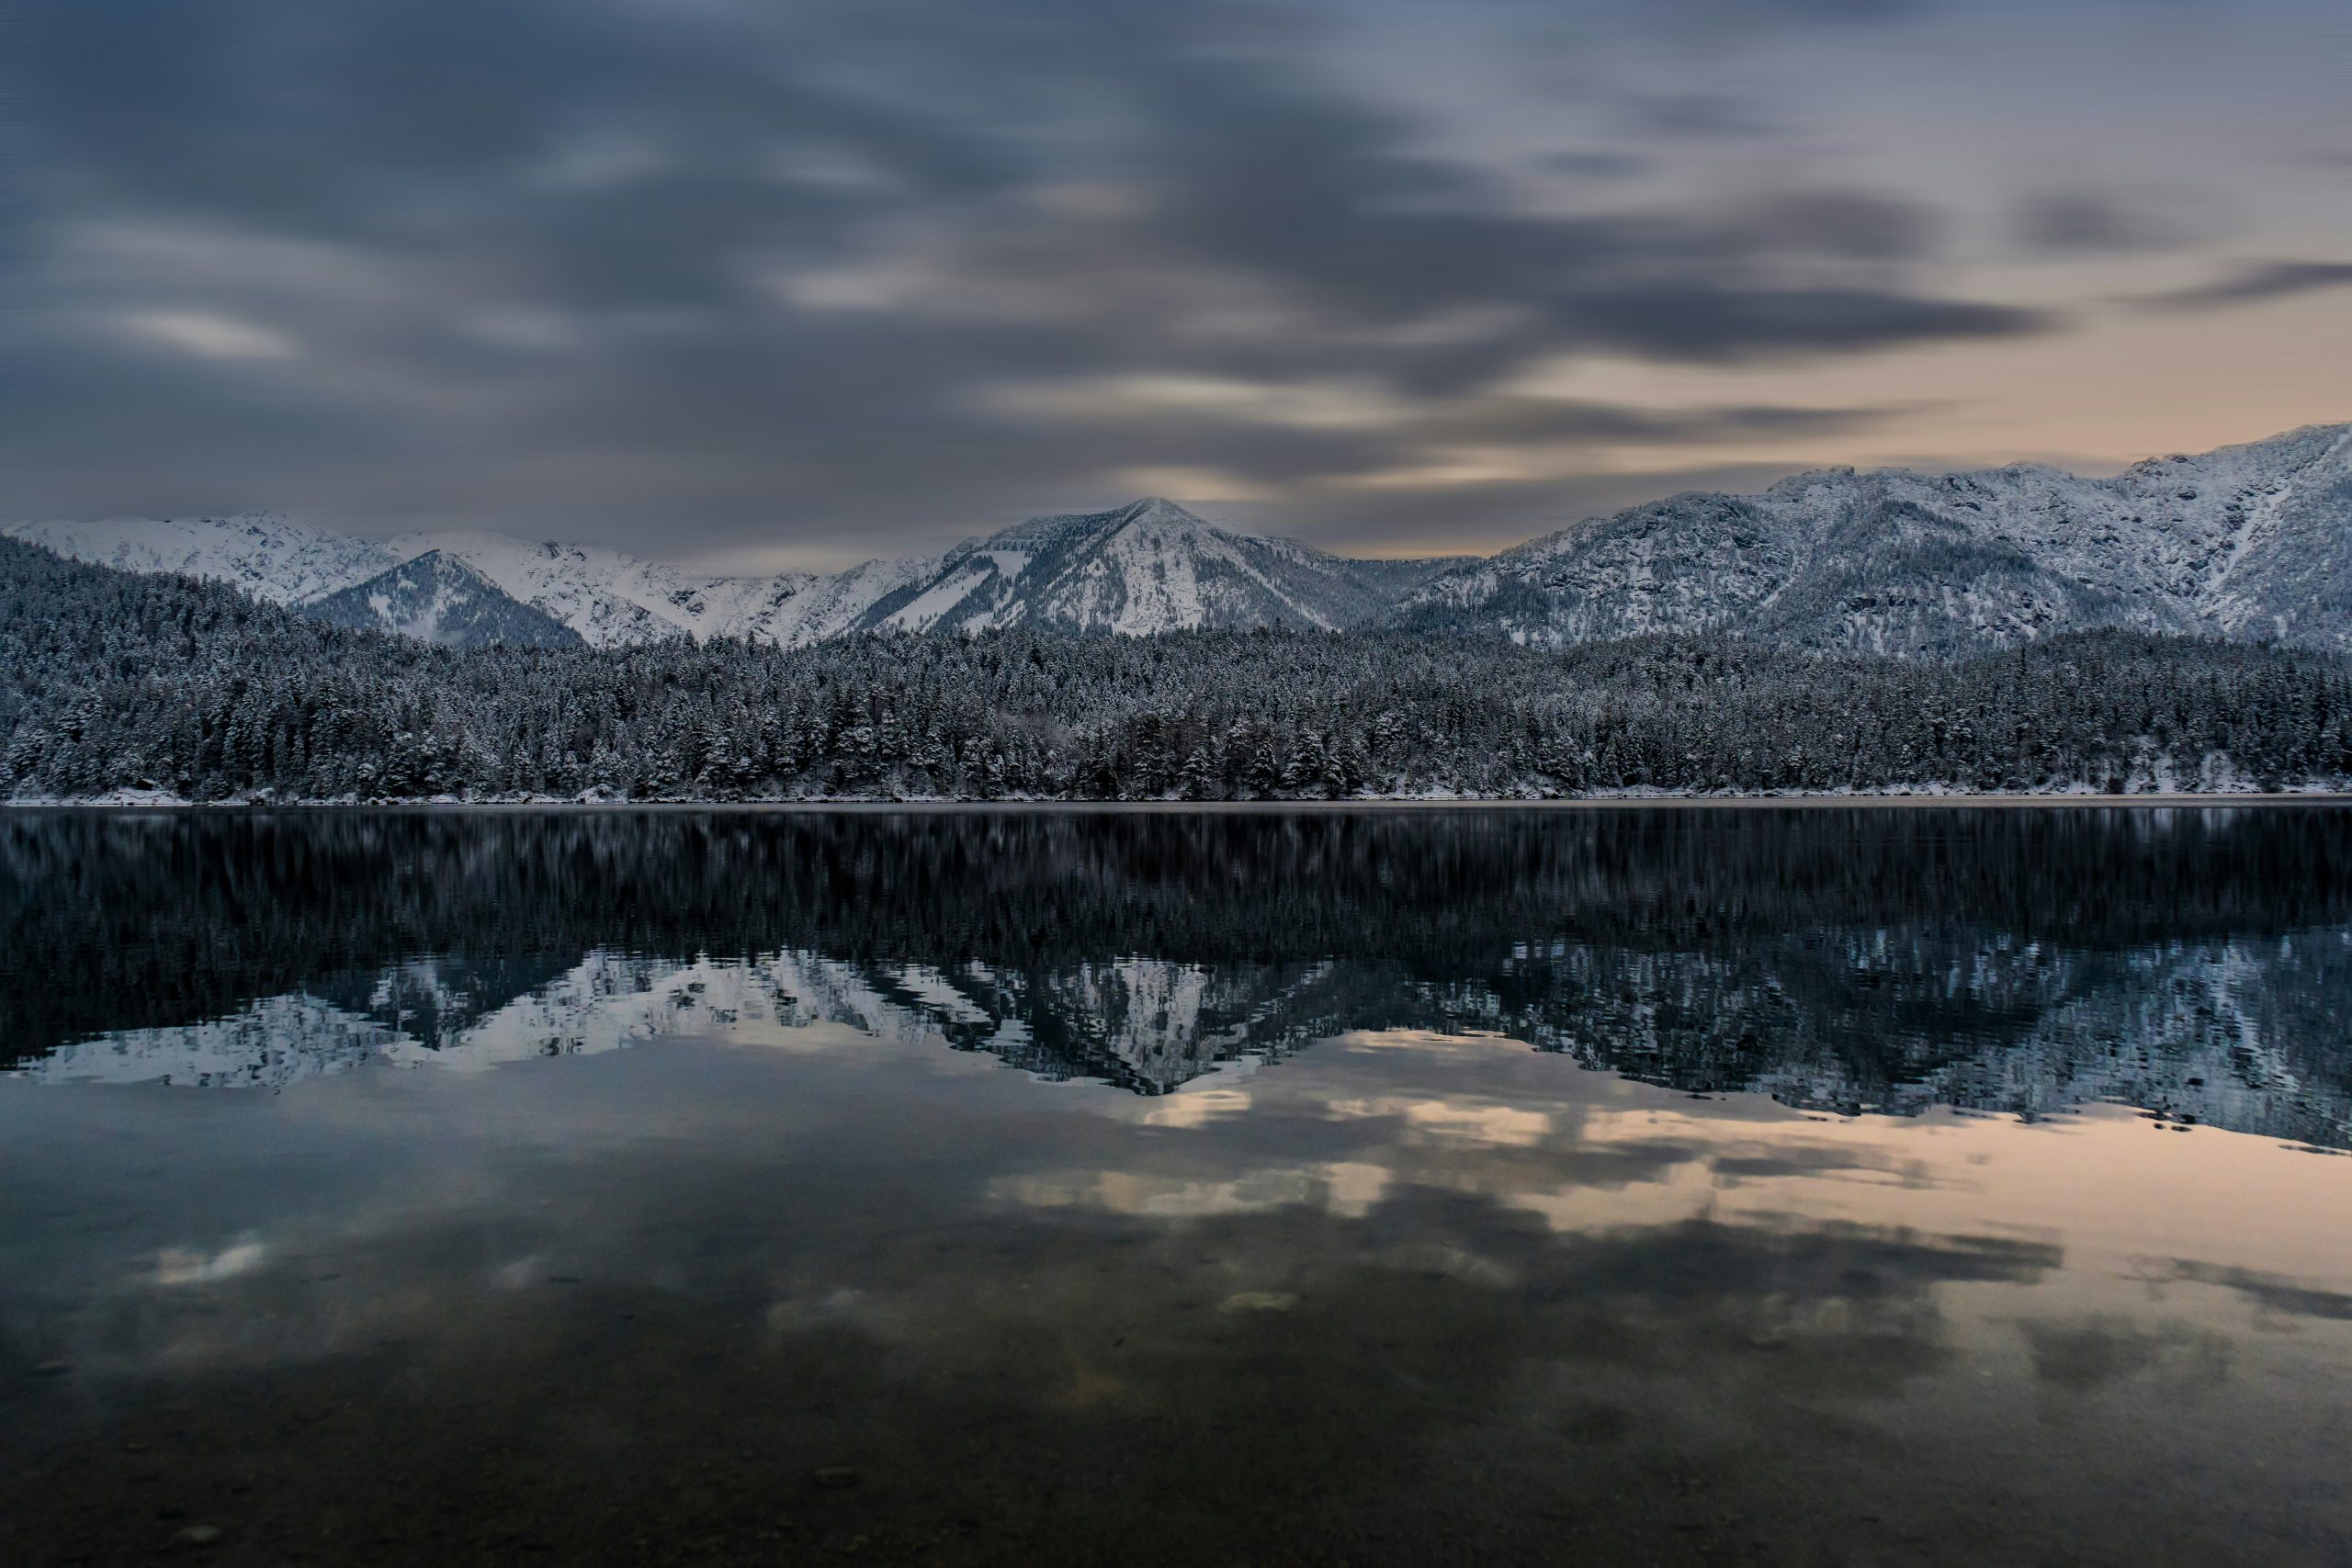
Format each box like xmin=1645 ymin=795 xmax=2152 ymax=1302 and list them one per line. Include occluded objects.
xmin=1490 ymin=0 xmax=1935 ymax=43
xmin=2014 ymin=191 xmax=2199 ymax=255
xmin=2133 ymin=258 xmax=2352 ymax=311
xmin=1618 ymin=93 xmax=1789 ymax=141
xmin=3 ymin=0 xmax=2061 ymax=551
xmin=1541 ymin=151 xmax=1654 ymax=181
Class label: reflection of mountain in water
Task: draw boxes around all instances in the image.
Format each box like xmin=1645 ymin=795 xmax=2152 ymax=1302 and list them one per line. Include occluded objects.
xmin=24 ymin=936 xmax=2351 ymax=1148
xmin=6 ymin=808 xmax=2352 ymax=1145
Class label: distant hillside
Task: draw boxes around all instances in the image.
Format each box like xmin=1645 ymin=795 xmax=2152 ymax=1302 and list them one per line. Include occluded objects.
xmin=3 ymin=510 xmax=396 ymax=605
xmin=303 ymin=551 xmax=582 ymax=649
xmin=376 ymin=532 xmax=938 ymax=649
xmin=1398 ymin=423 xmax=2352 ymax=657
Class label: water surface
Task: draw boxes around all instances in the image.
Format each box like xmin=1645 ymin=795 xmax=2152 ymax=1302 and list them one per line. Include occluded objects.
xmin=3 ymin=807 xmax=2349 ymax=1564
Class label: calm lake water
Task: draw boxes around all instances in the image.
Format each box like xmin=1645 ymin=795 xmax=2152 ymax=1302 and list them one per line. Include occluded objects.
xmin=4 ymin=807 xmax=2350 ymax=1565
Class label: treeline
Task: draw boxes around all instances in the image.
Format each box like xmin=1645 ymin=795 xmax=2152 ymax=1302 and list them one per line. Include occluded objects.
xmin=6 ymin=536 xmax=2352 ymax=801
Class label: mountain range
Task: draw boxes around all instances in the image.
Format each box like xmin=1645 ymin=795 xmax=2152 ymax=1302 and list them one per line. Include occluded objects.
xmin=7 ymin=421 xmax=2346 ymax=654
xmin=1401 ymin=421 xmax=2352 ymax=657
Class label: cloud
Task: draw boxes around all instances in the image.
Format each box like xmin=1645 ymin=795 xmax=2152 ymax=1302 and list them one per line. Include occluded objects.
xmin=1493 ymin=0 xmax=1937 ymax=43
xmin=1618 ymin=93 xmax=1788 ymax=141
xmin=2013 ymin=191 xmax=2199 ymax=255
xmin=152 ymin=1235 xmax=271 ymax=1286
xmin=119 ymin=310 xmax=300 ymax=360
xmin=2133 ymin=259 xmax=2352 ymax=310
xmin=0 ymin=0 xmax=2093 ymax=551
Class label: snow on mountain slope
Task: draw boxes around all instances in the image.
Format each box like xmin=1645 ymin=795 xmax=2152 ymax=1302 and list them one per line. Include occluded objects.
xmin=0 ymin=509 xmax=936 ymax=650
xmin=12 ymin=421 xmax=2344 ymax=656
xmin=1398 ymin=421 xmax=2352 ymax=656
xmin=2196 ymin=423 xmax=2352 ymax=644
xmin=384 ymin=532 xmax=705 ymax=646
xmin=2 ymin=511 xmax=393 ymax=605
xmin=302 ymin=550 xmax=583 ymax=649
xmin=741 ymin=552 xmax=941 ymax=643
xmin=387 ymin=530 xmax=934 ymax=648
xmin=862 ymin=497 xmax=1432 ymax=635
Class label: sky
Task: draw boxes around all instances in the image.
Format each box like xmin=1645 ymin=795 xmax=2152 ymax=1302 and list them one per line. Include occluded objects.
xmin=9 ymin=0 xmax=2349 ymax=571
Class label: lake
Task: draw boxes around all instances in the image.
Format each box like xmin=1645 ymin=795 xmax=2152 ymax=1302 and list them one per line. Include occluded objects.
xmin=4 ymin=807 xmax=2349 ymax=1565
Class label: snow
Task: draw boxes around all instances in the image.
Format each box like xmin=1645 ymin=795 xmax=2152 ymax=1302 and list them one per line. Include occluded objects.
xmin=873 ymin=495 xmax=1396 ymax=637
xmin=1404 ymin=420 xmax=2352 ymax=655
xmin=3 ymin=511 xmax=393 ymax=604
xmin=385 ymin=530 xmax=926 ymax=648
xmin=386 ymin=531 xmax=702 ymax=647
xmin=6 ymin=494 xmax=1450 ymax=648
xmin=882 ymin=559 xmax=1000 ymax=633
xmin=14 ymin=419 xmax=2346 ymax=655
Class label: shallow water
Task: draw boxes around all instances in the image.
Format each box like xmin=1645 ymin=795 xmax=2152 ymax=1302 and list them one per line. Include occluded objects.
xmin=3 ymin=807 xmax=2349 ymax=1565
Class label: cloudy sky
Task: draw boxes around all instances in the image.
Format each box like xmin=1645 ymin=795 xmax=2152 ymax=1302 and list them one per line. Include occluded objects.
xmin=12 ymin=0 xmax=2348 ymax=570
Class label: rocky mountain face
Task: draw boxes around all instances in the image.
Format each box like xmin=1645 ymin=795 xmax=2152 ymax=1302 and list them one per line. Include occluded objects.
xmin=8 ymin=421 xmax=2346 ymax=653
xmin=302 ymin=550 xmax=582 ymax=649
xmin=862 ymin=496 xmax=1467 ymax=635
xmin=1399 ymin=422 xmax=2352 ymax=657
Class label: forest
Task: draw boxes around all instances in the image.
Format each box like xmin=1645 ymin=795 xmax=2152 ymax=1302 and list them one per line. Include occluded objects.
xmin=6 ymin=536 xmax=2350 ymax=801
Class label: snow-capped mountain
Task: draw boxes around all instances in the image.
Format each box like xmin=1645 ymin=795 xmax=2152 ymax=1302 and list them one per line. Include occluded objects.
xmin=381 ymin=533 xmax=710 ymax=647
xmin=303 ymin=550 xmax=582 ymax=649
xmin=1398 ymin=422 xmax=2352 ymax=656
xmin=0 ymin=512 xmax=933 ymax=649
xmin=2 ymin=510 xmax=395 ymax=606
xmin=10 ymin=420 xmax=2346 ymax=655
xmin=380 ymin=532 xmax=940 ymax=649
xmin=860 ymin=496 xmax=1464 ymax=635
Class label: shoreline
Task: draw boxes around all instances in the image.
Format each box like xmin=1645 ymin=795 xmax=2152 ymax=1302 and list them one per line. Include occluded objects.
xmin=8 ymin=792 xmax=2352 ymax=813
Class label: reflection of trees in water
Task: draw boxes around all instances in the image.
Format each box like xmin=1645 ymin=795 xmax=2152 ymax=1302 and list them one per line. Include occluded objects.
xmin=6 ymin=809 xmax=2351 ymax=1142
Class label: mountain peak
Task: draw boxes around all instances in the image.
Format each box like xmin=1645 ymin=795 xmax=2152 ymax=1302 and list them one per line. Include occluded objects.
xmin=1120 ymin=496 xmax=1210 ymax=529
xmin=303 ymin=549 xmax=581 ymax=649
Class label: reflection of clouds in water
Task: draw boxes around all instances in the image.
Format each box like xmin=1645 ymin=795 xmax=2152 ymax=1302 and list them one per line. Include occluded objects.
xmin=993 ymin=1161 xmax=1385 ymax=1220
xmin=1708 ymin=1142 xmax=1937 ymax=1190
xmin=8 ymin=1025 xmax=2346 ymax=1568
xmin=2017 ymin=1314 xmax=2233 ymax=1395
xmin=1328 ymin=1095 xmax=1555 ymax=1147
xmin=17 ymin=1014 xmax=2348 ymax=1419
xmin=1139 ymin=1087 xmax=1253 ymax=1128
xmin=492 ymin=1255 xmax=548 ymax=1292
xmin=151 ymin=1235 xmax=268 ymax=1287
xmin=2133 ymin=1258 xmax=2352 ymax=1325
